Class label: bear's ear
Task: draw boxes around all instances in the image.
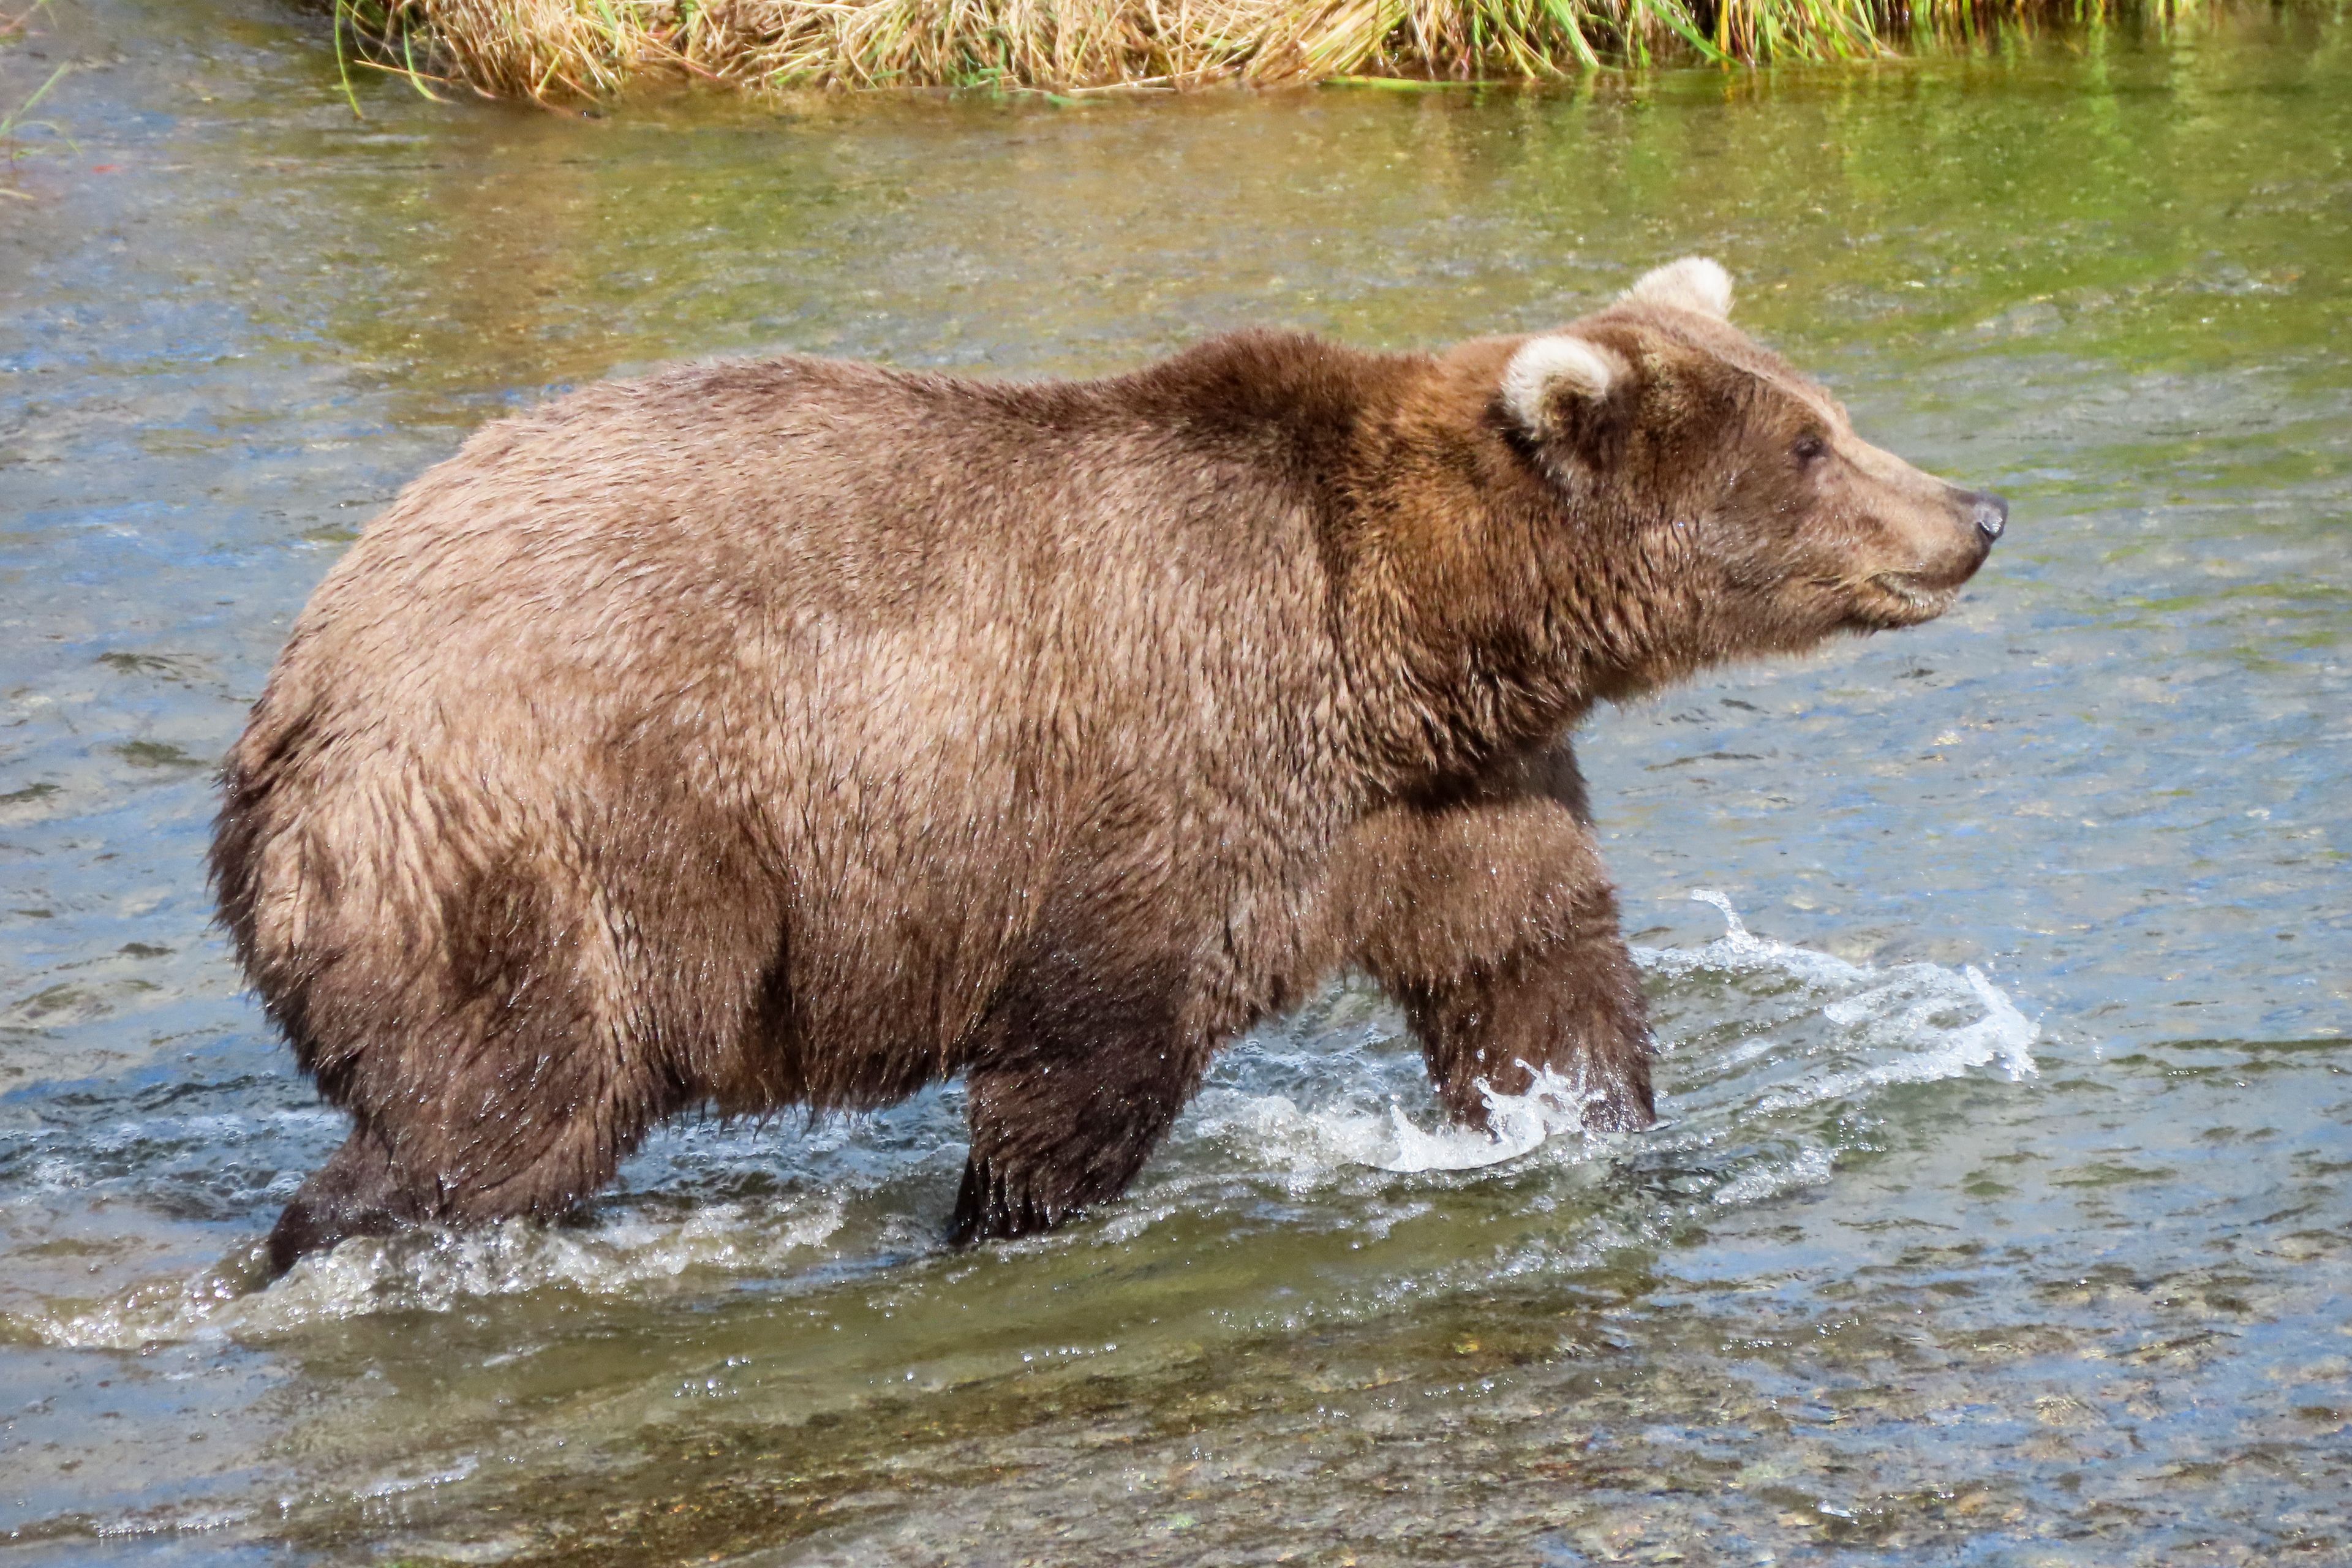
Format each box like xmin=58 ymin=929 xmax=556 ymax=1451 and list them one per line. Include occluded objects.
xmin=1501 ymin=334 xmax=1627 ymax=437
xmin=1622 ymin=256 xmax=1733 ymax=321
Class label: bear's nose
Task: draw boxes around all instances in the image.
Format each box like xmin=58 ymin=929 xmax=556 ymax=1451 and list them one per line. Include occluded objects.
xmin=1971 ymin=492 xmax=2008 ymax=543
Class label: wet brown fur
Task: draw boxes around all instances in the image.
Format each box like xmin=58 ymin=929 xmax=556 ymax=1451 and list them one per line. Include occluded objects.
xmin=215 ymin=265 xmax=2000 ymax=1274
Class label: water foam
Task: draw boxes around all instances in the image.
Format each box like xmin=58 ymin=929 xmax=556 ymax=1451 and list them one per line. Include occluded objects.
xmin=1642 ymin=890 xmax=2038 ymax=1115
xmin=21 ymin=1195 xmax=845 ymax=1350
xmin=1193 ymin=1063 xmax=1603 ymax=1180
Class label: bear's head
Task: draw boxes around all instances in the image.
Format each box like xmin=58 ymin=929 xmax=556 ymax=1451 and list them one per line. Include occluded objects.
xmin=1485 ymin=257 xmax=2005 ymax=693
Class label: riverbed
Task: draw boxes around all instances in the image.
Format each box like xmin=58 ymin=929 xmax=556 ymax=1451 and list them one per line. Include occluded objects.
xmin=2 ymin=4 xmax=2349 ymax=1562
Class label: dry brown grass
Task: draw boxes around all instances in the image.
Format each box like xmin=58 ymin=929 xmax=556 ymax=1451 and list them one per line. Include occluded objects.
xmin=331 ymin=0 xmax=2213 ymax=97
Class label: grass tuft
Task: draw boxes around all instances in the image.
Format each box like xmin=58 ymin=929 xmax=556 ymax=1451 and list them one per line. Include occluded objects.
xmin=2 ymin=3 xmax=72 ymax=189
xmin=326 ymin=0 xmax=2223 ymax=97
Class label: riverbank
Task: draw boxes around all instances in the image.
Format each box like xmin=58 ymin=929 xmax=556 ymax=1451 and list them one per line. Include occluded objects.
xmin=334 ymin=0 xmax=2217 ymax=97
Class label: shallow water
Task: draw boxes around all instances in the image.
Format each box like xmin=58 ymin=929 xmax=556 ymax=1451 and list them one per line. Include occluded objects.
xmin=4 ymin=4 xmax=2350 ymax=1562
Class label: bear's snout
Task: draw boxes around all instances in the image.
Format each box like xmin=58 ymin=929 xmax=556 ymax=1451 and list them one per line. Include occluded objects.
xmin=1969 ymin=491 xmax=2009 ymax=543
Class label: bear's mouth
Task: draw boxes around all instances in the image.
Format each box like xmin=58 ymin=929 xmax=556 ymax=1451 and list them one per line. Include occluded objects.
xmin=1850 ymin=571 xmax=1962 ymax=628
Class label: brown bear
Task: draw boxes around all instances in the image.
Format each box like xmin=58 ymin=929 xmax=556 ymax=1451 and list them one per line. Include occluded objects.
xmin=213 ymin=257 xmax=2005 ymax=1276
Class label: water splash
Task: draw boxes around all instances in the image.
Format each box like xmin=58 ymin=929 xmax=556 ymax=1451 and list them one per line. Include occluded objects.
xmin=1194 ymin=889 xmax=2037 ymax=1194
xmin=1643 ymin=889 xmax=2038 ymax=1115
xmin=1639 ymin=888 xmax=1877 ymax=990
xmin=1193 ymin=1062 xmax=1603 ymax=1178
xmin=20 ymin=1194 xmax=846 ymax=1350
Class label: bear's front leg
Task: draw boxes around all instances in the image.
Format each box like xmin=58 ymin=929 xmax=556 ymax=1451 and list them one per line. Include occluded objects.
xmin=1335 ymin=750 xmax=1654 ymax=1133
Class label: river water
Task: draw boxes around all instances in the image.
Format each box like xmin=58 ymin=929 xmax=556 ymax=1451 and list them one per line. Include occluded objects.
xmin=3 ymin=4 xmax=2349 ymax=1562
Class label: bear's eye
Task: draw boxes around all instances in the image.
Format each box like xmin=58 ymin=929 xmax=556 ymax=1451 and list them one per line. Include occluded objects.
xmin=1792 ymin=433 xmax=1830 ymax=467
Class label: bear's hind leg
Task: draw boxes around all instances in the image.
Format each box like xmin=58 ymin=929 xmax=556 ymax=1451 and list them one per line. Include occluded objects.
xmin=265 ymin=1118 xmax=431 ymax=1278
xmin=949 ymin=1036 xmax=1213 ymax=1246
xmin=266 ymin=1035 xmax=685 ymax=1280
xmin=266 ymin=1087 xmax=671 ymax=1279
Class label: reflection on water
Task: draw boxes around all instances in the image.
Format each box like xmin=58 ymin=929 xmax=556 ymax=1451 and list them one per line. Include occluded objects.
xmin=2 ymin=1 xmax=2349 ymax=1561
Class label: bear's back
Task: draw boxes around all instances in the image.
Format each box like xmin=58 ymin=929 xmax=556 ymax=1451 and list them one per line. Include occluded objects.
xmin=288 ymin=352 xmax=1335 ymax=750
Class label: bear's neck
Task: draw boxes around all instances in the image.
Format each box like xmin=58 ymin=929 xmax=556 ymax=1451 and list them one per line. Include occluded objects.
xmin=1321 ymin=347 xmax=1683 ymax=792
